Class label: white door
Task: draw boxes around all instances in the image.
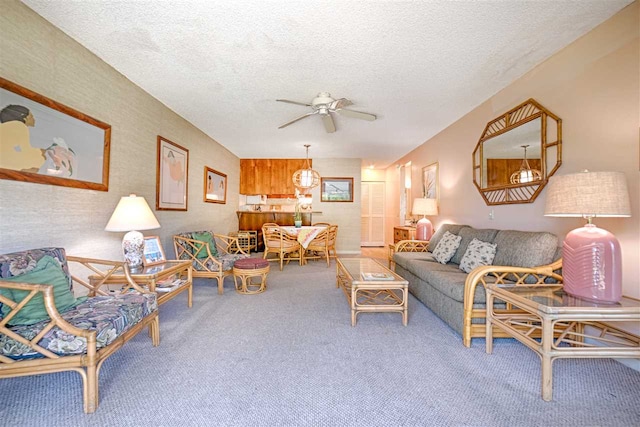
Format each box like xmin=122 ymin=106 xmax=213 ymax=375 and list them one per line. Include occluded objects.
xmin=361 ymin=181 xmax=385 ymax=246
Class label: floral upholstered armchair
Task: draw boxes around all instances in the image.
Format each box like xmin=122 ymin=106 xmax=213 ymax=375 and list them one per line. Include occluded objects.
xmin=0 ymin=247 xmax=160 ymax=413
xmin=173 ymin=231 xmax=248 ymax=294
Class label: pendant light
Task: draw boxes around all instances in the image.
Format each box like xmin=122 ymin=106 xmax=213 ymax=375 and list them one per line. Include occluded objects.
xmin=510 ymin=145 xmax=542 ymax=184
xmin=292 ymin=144 xmax=320 ymax=189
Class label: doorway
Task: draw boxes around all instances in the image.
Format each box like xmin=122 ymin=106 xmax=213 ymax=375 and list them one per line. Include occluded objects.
xmin=361 ymin=181 xmax=385 ymax=246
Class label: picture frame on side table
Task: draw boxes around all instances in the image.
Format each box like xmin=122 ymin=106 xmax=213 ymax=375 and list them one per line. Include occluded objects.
xmin=422 ymin=162 xmax=439 ymax=201
xmin=321 ymin=177 xmax=354 ymax=202
xmin=156 ymin=135 xmax=188 ymax=211
xmin=0 ymin=77 xmax=111 ymax=191
xmin=143 ymin=236 xmax=166 ymax=266
xmin=204 ymin=166 xmax=227 ymax=204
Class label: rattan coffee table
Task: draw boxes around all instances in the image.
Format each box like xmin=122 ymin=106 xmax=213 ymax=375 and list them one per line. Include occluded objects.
xmin=336 ymin=257 xmax=408 ymax=326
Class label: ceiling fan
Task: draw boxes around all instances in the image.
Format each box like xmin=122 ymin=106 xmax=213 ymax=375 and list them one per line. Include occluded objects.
xmin=276 ymin=92 xmax=376 ymax=133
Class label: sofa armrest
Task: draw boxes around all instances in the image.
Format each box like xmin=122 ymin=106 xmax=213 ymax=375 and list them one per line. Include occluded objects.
xmin=394 ymin=240 xmax=430 ymax=253
xmin=66 ymin=256 xmax=151 ymax=296
xmin=0 ymin=281 xmax=97 ymax=361
xmin=462 ymin=258 xmax=563 ymax=347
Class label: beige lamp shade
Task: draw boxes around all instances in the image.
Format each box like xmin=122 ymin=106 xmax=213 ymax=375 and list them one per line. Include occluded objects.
xmin=544 ymin=171 xmax=630 ymax=303
xmin=412 ymin=198 xmax=438 ymax=216
xmin=544 ymin=171 xmax=631 ymax=218
xmin=105 ymin=194 xmax=161 ymax=232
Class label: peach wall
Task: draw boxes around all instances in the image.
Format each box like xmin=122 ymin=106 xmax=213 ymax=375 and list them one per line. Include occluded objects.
xmin=386 ymin=2 xmax=639 ymax=298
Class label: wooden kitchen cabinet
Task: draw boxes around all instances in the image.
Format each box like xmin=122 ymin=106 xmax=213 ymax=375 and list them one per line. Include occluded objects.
xmin=240 ymin=159 xmax=310 ymax=195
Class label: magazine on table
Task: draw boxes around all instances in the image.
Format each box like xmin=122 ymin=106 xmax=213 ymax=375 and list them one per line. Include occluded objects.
xmin=361 ymin=272 xmax=395 ymax=281
xmin=155 ymin=278 xmax=187 ymax=292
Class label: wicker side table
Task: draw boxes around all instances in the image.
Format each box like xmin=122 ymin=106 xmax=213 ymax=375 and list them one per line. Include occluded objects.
xmin=233 ymin=258 xmax=270 ymax=294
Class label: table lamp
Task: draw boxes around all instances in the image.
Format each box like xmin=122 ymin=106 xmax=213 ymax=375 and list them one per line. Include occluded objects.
xmin=105 ymin=194 xmax=161 ymax=268
xmin=544 ymin=171 xmax=631 ymax=303
xmin=412 ymin=198 xmax=438 ymax=241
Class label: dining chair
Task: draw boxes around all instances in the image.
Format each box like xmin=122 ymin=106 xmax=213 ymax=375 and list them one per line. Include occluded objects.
xmin=312 ymin=222 xmax=331 ymax=227
xmin=262 ymin=225 xmax=303 ymax=270
xmin=304 ymin=226 xmax=331 ymax=267
xmin=327 ymin=225 xmax=338 ymax=261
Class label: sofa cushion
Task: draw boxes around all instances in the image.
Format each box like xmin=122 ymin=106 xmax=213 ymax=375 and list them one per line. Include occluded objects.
xmin=0 ymin=292 xmax=157 ymax=360
xmin=459 ymin=238 xmax=498 ymax=273
xmin=451 ymin=228 xmax=499 ymax=265
xmin=432 ymin=232 xmax=462 ymax=264
xmin=407 ymin=259 xmax=491 ymax=304
xmin=0 ymin=255 xmax=85 ymax=325
xmin=393 ymin=252 xmax=437 ymax=270
xmin=492 ymin=230 xmax=558 ymax=267
xmin=427 ymin=224 xmax=470 ymax=252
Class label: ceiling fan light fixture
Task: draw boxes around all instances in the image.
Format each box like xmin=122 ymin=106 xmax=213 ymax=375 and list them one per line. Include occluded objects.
xmin=293 ymin=144 xmax=320 ymax=189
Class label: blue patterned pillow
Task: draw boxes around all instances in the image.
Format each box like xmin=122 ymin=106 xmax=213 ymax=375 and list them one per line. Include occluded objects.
xmin=459 ymin=238 xmax=497 ymax=273
xmin=432 ymin=231 xmax=462 ymax=264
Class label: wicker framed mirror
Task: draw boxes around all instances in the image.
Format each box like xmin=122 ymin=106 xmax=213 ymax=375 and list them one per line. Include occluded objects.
xmin=472 ymin=99 xmax=562 ymax=205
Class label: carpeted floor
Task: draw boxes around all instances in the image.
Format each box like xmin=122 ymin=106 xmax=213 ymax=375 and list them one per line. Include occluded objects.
xmin=1 ymin=256 xmax=639 ymax=426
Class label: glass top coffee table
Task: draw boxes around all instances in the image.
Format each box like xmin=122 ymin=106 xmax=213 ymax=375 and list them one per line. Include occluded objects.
xmin=485 ymin=284 xmax=640 ymax=401
xmin=336 ymin=258 xmax=408 ymax=326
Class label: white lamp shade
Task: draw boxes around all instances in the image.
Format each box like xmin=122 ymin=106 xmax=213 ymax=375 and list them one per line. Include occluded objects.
xmin=544 ymin=171 xmax=631 ymax=218
xmin=412 ymin=198 xmax=438 ymax=216
xmin=105 ymin=194 xmax=161 ymax=232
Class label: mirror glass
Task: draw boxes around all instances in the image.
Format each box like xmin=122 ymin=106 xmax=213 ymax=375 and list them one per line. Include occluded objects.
xmin=472 ymin=99 xmax=561 ymax=205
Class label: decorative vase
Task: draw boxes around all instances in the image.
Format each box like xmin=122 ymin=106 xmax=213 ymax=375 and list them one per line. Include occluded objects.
xmin=294 ymin=220 xmax=302 ymax=228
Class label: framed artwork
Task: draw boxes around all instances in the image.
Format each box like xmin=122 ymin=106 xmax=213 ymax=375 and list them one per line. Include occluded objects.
xmin=321 ymin=177 xmax=354 ymax=202
xmin=0 ymin=77 xmax=111 ymax=191
xmin=156 ymin=135 xmax=188 ymax=211
xmin=422 ymin=162 xmax=439 ymax=200
xmin=204 ymin=166 xmax=227 ymax=204
xmin=143 ymin=236 xmax=166 ymax=266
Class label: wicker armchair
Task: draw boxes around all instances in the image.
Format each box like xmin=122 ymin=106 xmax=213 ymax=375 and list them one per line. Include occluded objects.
xmin=173 ymin=231 xmax=248 ymax=294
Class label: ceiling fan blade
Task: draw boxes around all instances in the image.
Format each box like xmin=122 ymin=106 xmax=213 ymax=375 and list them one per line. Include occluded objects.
xmin=322 ymin=113 xmax=336 ymax=133
xmin=276 ymin=99 xmax=312 ymax=107
xmin=278 ymin=112 xmax=316 ymax=129
xmin=336 ymin=108 xmax=377 ymax=121
xmin=329 ymin=98 xmax=353 ymax=110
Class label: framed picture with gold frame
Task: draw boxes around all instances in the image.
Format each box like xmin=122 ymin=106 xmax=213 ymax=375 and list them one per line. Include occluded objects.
xmin=422 ymin=162 xmax=439 ymax=201
xmin=156 ymin=135 xmax=188 ymax=211
xmin=0 ymin=77 xmax=111 ymax=191
xmin=204 ymin=166 xmax=227 ymax=204
xmin=143 ymin=236 xmax=166 ymax=266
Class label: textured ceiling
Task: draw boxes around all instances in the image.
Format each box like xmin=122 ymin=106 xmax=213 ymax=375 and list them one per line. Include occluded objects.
xmin=22 ymin=0 xmax=632 ymax=168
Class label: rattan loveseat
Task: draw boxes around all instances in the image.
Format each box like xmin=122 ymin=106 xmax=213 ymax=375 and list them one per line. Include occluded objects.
xmin=0 ymin=247 xmax=159 ymax=413
xmin=393 ymin=224 xmax=562 ymax=347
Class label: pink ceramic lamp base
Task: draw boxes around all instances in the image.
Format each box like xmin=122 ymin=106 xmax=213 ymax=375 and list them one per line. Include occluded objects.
xmin=415 ymin=217 xmax=434 ymax=241
xmin=562 ymin=223 xmax=622 ymax=304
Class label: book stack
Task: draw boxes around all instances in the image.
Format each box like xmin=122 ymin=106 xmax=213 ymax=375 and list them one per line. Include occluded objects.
xmin=361 ymin=272 xmax=395 ymax=281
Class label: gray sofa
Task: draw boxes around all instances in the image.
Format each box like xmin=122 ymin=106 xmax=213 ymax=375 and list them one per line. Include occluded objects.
xmin=393 ymin=224 xmax=562 ymax=346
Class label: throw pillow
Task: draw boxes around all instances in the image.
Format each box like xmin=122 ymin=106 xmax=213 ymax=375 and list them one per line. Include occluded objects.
xmin=192 ymin=231 xmax=218 ymax=258
xmin=432 ymin=231 xmax=462 ymax=264
xmin=0 ymin=255 xmax=85 ymax=325
xmin=459 ymin=238 xmax=498 ymax=273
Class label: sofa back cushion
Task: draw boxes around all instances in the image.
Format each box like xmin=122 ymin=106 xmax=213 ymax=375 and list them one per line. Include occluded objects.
xmin=191 ymin=231 xmax=219 ymax=258
xmin=492 ymin=230 xmax=558 ymax=267
xmin=450 ymin=228 xmax=499 ymax=265
xmin=0 ymin=255 xmax=85 ymax=325
xmin=428 ymin=224 xmax=470 ymax=252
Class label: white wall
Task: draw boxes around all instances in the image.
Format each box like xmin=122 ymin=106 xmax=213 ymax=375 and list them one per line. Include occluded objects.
xmin=386 ymin=2 xmax=640 ymax=298
xmin=308 ymin=158 xmax=362 ymax=254
xmin=0 ymin=1 xmax=240 ymax=259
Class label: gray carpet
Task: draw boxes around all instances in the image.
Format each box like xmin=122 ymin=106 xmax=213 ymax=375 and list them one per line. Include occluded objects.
xmin=1 ymin=256 xmax=639 ymax=427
